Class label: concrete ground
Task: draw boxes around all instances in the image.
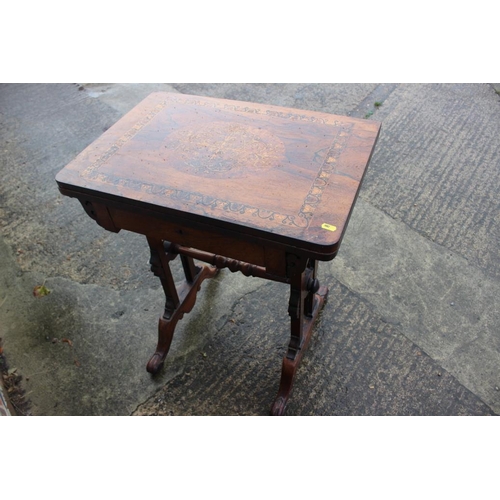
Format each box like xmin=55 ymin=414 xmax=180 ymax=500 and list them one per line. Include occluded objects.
xmin=0 ymin=83 xmax=499 ymax=416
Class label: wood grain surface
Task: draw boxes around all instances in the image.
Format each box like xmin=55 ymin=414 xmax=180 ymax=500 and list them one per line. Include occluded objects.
xmin=56 ymin=92 xmax=380 ymax=257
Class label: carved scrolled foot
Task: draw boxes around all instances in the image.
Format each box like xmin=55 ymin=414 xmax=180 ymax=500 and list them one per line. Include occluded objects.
xmin=270 ymin=356 xmax=296 ymax=416
xmin=271 ymin=396 xmax=287 ymax=416
xmin=146 ymin=317 xmax=176 ymax=375
xmin=146 ymin=353 xmax=165 ymax=375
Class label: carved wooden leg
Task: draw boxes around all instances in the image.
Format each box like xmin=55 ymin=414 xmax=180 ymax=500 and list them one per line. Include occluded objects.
xmin=271 ymin=256 xmax=328 ymax=415
xmin=146 ymin=237 xmax=218 ymax=374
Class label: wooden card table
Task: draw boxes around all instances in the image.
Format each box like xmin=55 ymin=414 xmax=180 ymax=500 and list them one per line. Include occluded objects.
xmin=56 ymin=92 xmax=381 ymax=415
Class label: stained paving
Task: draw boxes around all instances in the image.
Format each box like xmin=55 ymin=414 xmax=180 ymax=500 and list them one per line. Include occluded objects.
xmin=361 ymin=84 xmax=500 ymax=280
xmin=134 ymin=280 xmax=494 ymax=416
xmin=0 ymin=83 xmax=499 ymax=416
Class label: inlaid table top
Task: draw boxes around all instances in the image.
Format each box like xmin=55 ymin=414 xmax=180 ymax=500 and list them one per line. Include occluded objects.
xmin=56 ymin=92 xmax=381 ymax=258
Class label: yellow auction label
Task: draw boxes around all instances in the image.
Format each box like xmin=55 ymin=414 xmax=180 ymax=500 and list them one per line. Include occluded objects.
xmin=321 ymin=223 xmax=337 ymax=232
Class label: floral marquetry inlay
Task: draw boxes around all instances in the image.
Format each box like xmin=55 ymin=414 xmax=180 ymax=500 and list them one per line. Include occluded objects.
xmin=69 ymin=92 xmax=369 ymax=233
xmin=162 ymin=121 xmax=286 ymax=177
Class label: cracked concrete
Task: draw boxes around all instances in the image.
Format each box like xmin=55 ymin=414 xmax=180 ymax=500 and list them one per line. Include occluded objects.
xmin=1 ymin=83 xmax=499 ymax=415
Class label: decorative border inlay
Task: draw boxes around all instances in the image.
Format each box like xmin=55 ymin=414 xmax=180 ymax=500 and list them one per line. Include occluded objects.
xmin=80 ymin=95 xmax=354 ymax=229
xmin=298 ymin=127 xmax=352 ymax=222
xmin=82 ymin=101 xmax=169 ymax=178
xmin=167 ymin=94 xmax=341 ymax=125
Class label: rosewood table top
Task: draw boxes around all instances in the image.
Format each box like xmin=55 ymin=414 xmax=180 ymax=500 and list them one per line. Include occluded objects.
xmin=56 ymin=92 xmax=381 ymax=260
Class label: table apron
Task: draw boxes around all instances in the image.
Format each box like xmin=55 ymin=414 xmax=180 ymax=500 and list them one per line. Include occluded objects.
xmin=62 ymin=188 xmax=338 ymax=278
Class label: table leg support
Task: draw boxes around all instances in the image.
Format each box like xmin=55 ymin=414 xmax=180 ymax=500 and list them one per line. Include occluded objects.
xmin=271 ymin=257 xmax=328 ymax=415
xmin=146 ymin=237 xmax=218 ymax=374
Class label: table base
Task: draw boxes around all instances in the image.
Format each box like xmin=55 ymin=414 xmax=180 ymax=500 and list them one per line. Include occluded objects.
xmin=144 ymin=236 xmax=328 ymax=415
